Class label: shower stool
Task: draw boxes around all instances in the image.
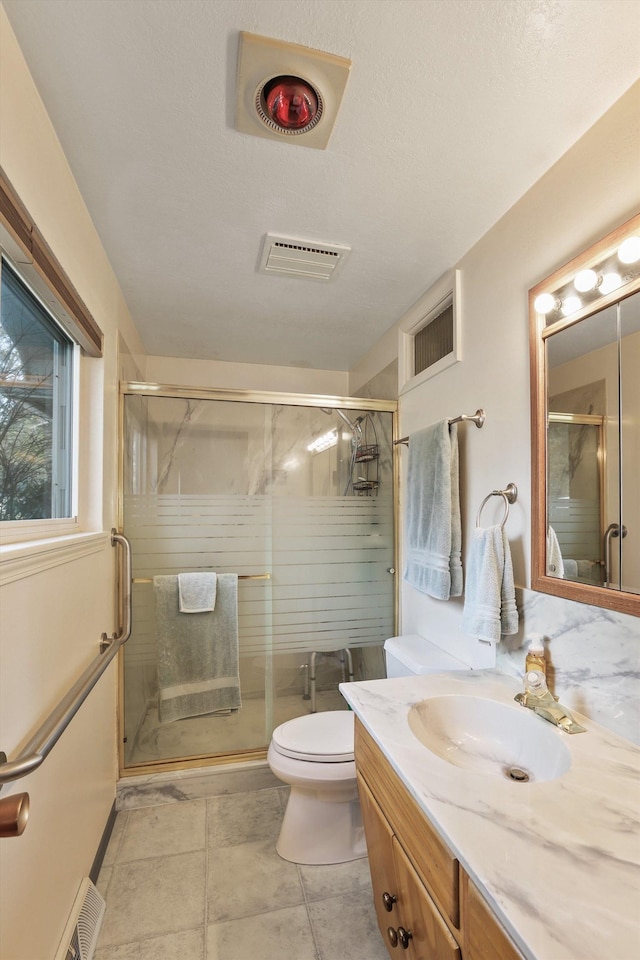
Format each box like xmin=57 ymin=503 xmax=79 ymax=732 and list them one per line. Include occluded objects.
xmin=303 ymin=649 xmax=354 ymax=713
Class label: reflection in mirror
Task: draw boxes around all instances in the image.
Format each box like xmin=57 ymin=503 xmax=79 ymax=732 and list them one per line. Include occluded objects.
xmin=530 ymin=214 xmax=640 ymax=615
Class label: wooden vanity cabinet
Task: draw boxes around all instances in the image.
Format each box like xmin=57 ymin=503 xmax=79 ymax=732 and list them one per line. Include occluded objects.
xmin=358 ymin=774 xmax=461 ymax=959
xmin=355 ymin=719 xmax=523 ymax=960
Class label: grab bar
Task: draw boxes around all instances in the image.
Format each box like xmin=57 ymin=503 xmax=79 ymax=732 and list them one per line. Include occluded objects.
xmin=0 ymin=530 xmax=132 ymax=788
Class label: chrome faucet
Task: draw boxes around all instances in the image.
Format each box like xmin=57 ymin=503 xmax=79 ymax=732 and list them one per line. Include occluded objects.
xmin=515 ymin=671 xmax=586 ymax=734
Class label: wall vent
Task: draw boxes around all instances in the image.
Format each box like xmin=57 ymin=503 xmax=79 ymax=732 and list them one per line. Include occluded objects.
xmin=258 ymin=233 xmax=350 ymax=281
xmin=54 ymin=878 xmax=106 ymax=960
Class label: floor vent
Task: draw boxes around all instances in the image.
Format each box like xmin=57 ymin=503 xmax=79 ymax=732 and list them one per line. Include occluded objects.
xmin=54 ymin=878 xmax=106 ymax=960
xmin=258 ymin=233 xmax=350 ymax=281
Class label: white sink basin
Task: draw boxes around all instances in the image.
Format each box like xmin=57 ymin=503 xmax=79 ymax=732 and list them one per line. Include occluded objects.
xmin=408 ymin=695 xmax=572 ymax=783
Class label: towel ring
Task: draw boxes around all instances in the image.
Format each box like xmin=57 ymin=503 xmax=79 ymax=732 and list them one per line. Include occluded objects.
xmin=475 ymin=483 xmax=518 ymax=529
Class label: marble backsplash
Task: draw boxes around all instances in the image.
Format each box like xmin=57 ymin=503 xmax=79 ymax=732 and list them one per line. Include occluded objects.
xmin=497 ymin=587 xmax=640 ymax=745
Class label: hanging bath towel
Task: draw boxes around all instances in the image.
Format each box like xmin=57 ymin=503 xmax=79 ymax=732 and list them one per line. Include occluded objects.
xmin=403 ymin=420 xmax=462 ymax=600
xmin=462 ymin=525 xmax=519 ymax=642
xmin=154 ymin=573 xmax=241 ymax=722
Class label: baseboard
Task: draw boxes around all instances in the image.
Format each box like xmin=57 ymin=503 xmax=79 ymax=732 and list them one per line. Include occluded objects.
xmin=89 ymin=800 xmax=117 ymax=884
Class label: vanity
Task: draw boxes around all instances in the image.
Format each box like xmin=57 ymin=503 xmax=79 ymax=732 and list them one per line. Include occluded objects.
xmin=340 ymin=670 xmax=640 ymax=960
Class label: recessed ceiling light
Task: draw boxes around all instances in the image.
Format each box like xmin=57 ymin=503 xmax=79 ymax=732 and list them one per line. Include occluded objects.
xmin=235 ymin=32 xmax=351 ymax=150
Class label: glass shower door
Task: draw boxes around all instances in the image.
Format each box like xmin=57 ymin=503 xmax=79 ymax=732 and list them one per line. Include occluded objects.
xmin=120 ymin=390 xmax=395 ymax=770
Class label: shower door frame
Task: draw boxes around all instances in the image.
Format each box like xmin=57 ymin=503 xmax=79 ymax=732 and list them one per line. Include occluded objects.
xmin=117 ymin=380 xmax=399 ymax=779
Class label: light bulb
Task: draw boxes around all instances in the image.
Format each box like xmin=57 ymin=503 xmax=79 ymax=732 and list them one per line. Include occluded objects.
xmin=561 ymin=296 xmax=581 ymax=316
xmin=618 ymin=236 xmax=640 ymax=264
xmin=574 ymin=269 xmax=599 ymax=292
xmin=534 ymin=293 xmax=556 ymax=314
xmin=307 ymin=429 xmax=337 ymax=453
xmin=599 ymin=272 xmax=622 ymax=295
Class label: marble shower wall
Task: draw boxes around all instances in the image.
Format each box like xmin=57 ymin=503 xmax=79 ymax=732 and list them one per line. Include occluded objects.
xmin=497 ymin=588 xmax=640 ymax=744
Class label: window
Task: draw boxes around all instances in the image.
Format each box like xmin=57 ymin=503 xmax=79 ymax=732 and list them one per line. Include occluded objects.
xmin=413 ymin=302 xmax=454 ymax=376
xmin=0 ymin=258 xmax=75 ymax=521
xmin=399 ymin=269 xmax=462 ymax=394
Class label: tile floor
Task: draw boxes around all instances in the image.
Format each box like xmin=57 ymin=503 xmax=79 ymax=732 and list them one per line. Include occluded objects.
xmin=95 ymin=784 xmax=389 ymax=960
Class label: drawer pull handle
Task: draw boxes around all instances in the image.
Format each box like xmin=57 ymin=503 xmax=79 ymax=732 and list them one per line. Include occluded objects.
xmin=387 ymin=926 xmax=399 ymax=948
xmin=382 ymin=891 xmax=397 ymax=912
xmin=398 ymin=926 xmax=413 ymax=949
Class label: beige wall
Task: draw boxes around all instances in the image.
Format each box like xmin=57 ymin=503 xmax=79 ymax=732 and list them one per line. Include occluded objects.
xmin=0 ymin=8 xmax=145 ymax=959
xmin=389 ymin=79 xmax=640 ymax=669
xmin=145 ymin=354 xmax=349 ymax=396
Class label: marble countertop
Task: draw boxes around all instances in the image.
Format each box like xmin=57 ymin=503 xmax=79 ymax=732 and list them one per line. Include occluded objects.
xmin=339 ymin=669 xmax=640 ymax=960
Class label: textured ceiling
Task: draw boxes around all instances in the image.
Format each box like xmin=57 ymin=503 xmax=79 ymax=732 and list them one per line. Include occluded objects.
xmin=3 ymin=0 xmax=640 ymax=371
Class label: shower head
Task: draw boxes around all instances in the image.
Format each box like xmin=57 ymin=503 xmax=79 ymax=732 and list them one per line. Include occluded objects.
xmin=322 ymin=407 xmax=364 ymax=435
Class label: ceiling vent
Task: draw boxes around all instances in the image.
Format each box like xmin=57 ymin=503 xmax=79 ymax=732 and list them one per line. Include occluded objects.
xmin=258 ymin=234 xmax=351 ymax=281
xmin=236 ymin=33 xmax=351 ymax=150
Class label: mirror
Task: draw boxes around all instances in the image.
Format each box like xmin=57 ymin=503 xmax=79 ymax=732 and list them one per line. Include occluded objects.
xmin=530 ymin=214 xmax=640 ymax=615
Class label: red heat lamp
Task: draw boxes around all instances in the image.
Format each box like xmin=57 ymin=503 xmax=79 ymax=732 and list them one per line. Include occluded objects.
xmin=259 ymin=75 xmax=322 ymax=134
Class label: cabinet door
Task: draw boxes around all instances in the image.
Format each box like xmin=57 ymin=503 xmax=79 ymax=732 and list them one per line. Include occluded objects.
xmin=393 ymin=838 xmax=461 ymax=960
xmin=460 ymin=870 xmax=523 ymax=960
xmin=357 ymin=774 xmax=400 ymax=958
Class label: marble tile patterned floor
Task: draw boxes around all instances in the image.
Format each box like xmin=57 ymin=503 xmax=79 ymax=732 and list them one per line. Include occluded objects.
xmin=95 ymin=785 xmax=389 ymax=960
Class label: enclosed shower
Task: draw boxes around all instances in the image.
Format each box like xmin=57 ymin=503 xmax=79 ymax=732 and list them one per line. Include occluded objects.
xmin=119 ymin=384 xmax=396 ymax=773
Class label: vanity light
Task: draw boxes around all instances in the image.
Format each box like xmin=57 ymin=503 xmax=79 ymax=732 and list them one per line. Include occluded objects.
xmin=599 ymin=272 xmax=622 ymax=295
xmin=533 ymin=293 xmax=557 ymax=314
xmin=561 ymin=295 xmax=582 ymax=316
xmin=617 ymin=235 xmax=640 ymax=264
xmin=574 ymin=269 xmax=599 ymax=292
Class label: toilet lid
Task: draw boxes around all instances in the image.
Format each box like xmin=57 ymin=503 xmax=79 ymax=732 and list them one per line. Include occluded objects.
xmin=271 ymin=711 xmax=355 ymax=762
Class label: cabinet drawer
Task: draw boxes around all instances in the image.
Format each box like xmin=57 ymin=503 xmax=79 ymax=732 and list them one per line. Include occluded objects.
xmin=460 ymin=870 xmax=524 ymax=960
xmin=355 ymin=718 xmax=459 ymax=928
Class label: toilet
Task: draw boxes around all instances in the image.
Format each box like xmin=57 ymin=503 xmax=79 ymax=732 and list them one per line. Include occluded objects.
xmin=267 ymin=635 xmax=470 ymax=864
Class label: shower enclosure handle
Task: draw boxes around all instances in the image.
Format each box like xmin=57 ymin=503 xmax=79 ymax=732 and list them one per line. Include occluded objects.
xmin=604 ymin=523 xmax=628 ymax=588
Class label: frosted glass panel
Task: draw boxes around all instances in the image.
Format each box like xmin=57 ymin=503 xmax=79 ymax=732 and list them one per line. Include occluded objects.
xmin=121 ymin=393 xmax=395 ymax=768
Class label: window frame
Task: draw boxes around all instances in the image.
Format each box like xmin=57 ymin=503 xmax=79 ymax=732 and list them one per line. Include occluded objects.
xmin=398 ymin=269 xmax=462 ymax=395
xmin=0 ymin=248 xmax=81 ymax=542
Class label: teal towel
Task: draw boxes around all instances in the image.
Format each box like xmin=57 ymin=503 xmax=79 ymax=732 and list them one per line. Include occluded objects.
xmin=462 ymin=525 xmax=518 ymax=641
xmin=403 ymin=420 xmax=462 ymax=600
xmin=154 ymin=573 xmax=241 ymax=722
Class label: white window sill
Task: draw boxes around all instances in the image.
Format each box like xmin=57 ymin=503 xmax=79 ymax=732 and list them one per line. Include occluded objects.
xmin=0 ymin=531 xmax=109 ymax=585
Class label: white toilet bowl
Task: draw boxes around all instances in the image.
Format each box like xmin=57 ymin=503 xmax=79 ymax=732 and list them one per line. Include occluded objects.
xmin=267 ymin=711 xmax=366 ymax=865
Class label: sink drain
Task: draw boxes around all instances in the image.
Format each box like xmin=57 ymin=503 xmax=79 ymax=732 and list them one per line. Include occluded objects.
xmin=505 ymin=766 xmax=530 ymax=782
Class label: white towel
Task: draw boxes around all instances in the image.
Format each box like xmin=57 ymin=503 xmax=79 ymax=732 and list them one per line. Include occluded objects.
xmin=462 ymin=525 xmax=519 ymax=642
xmin=563 ymin=558 xmax=578 ymax=578
xmin=403 ymin=420 xmax=462 ymax=600
xmin=546 ymin=526 xmax=564 ymax=578
xmin=178 ymin=572 xmax=217 ymax=613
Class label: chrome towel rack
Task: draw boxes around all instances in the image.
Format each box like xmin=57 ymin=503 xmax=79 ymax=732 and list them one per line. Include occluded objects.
xmin=0 ymin=529 xmax=132 ymax=792
xmin=475 ymin=483 xmax=518 ymax=528
xmin=394 ymin=408 xmax=485 ymax=446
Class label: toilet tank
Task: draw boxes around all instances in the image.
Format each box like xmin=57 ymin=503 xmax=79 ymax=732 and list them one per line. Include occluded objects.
xmin=384 ymin=635 xmax=469 ymax=677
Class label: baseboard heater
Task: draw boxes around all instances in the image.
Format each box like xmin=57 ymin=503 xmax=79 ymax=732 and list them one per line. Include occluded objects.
xmin=54 ymin=878 xmax=106 ymax=960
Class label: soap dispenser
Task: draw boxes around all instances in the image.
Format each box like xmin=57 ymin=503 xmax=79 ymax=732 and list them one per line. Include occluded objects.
xmin=525 ymin=634 xmax=546 ymax=676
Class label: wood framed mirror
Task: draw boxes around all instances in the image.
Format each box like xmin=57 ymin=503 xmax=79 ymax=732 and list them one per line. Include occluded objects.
xmin=530 ymin=213 xmax=640 ymax=616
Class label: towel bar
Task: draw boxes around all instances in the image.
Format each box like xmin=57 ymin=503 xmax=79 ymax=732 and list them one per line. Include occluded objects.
xmin=132 ymin=573 xmax=270 ymax=583
xmin=394 ymin=409 xmax=485 ymax=446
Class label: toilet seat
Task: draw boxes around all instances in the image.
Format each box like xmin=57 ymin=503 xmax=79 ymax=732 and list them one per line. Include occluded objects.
xmin=271 ymin=711 xmax=354 ymax=762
